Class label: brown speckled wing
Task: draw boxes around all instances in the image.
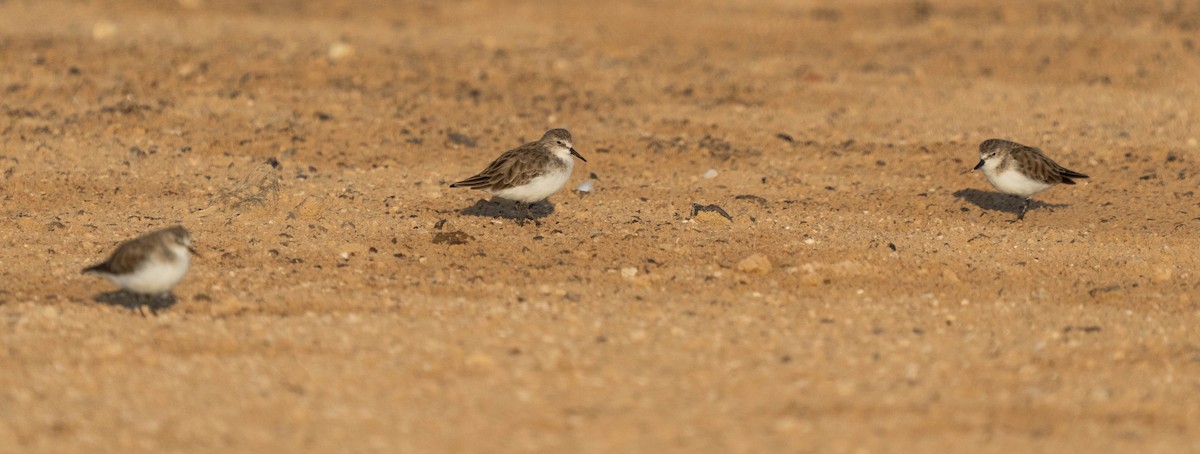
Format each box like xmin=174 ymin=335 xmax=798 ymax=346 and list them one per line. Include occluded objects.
xmin=83 ymin=230 xmax=170 ymax=275
xmin=1011 ymin=145 xmax=1089 ymax=184
xmin=451 ymin=142 xmax=554 ymax=192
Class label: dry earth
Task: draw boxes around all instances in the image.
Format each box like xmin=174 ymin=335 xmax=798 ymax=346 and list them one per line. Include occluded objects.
xmin=1 ymin=0 xmax=1199 ymax=452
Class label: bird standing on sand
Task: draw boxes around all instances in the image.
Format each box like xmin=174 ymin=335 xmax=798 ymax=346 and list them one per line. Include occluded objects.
xmin=450 ymin=128 xmax=586 ymax=225
xmin=83 ymin=225 xmax=199 ymax=297
xmin=973 ymin=138 xmax=1089 ymax=221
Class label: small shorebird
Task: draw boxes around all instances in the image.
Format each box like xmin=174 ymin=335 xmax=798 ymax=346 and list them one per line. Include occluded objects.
xmin=83 ymin=225 xmax=199 ymax=298
xmin=973 ymin=138 xmax=1088 ymax=221
xmin=450 ymin=128 xmax=586 ymax=225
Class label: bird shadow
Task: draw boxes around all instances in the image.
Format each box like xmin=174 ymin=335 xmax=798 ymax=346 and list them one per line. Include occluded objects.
xmin=92 ymin=291 xmax=177 ymax=316
xmin=952 ymin=188 xmax=1068 ymax=215
xmin=460 ymin=197 xmax=555 ymax=222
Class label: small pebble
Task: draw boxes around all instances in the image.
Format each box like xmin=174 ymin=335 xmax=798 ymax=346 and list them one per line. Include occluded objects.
xmin=328 ymin=42 xmax=355 ymax=61
xmin=737 ymin=253 xmax=772 ymax=274
xmin=92 ymin=21 xmax=117 ymax=40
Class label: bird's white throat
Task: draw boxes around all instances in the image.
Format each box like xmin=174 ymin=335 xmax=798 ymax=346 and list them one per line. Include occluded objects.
xmin=549 ymin=144 xmax=575 ymax=162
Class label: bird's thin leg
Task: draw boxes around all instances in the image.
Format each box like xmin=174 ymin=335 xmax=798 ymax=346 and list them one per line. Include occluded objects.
xmin=1015 ymin=197 xmax=1032 ymax=221
xmin=529 ymin=203 xmax=541 ymax=227
xmin=514 ymin=201 xmax=527 ymax=226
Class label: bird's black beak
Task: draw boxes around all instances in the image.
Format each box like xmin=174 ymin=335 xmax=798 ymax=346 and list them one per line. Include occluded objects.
xmin=570 ymin=147 xmax=587 ymax=162
xmin=187 ymin=246 xmax=201 ymax=257
xmin=973 ymin=159 xmax=985 ymax=171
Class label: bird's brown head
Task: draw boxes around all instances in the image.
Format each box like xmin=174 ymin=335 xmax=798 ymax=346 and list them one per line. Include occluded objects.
xmin=542 ymin=128 xmax=585 ymax=162
xmin=161 ymin=225 xmax=199 ymax=256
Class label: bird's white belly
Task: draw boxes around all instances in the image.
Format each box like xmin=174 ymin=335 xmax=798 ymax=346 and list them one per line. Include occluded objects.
xmin=108 ymin=257 xmax=190 ymax=294
xmin=492 ymin=167 xmax=573 ymax=203
xmin=985 ymin=168 xmax=1051 ymax=197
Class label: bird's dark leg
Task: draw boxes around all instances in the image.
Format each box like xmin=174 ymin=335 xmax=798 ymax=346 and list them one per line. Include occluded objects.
xmin=1015 ymin=197 xmax=1032 ymax=221
xmin=135 ymin=294 xmax=151 ymax=317
xmin=513 ymin=201 xmax=529 ymax=227
xmin=527 ymin=203 xmax=541 ymax=227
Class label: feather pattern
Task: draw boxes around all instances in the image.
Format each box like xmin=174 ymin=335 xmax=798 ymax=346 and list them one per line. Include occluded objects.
xmin=84 ymin=226 xmax=190 ymax=275
xmin=980 ymin=139 xmax=1089 ymax=186
xmin=450 ymin=142 xmax=563 ymax=192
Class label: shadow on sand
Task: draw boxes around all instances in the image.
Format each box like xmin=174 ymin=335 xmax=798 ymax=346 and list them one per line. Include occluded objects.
xmin=459 ymin=198 xmax=555 ymax=224
xmin=93 ymin=290 xmax=177 ymax=316
xmin=952 ymin=188 xmax=1068 ymax=217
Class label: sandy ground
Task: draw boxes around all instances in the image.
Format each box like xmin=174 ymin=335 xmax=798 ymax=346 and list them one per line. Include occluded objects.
xmin=1 ymin=0 xmax=1199 ymax=452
